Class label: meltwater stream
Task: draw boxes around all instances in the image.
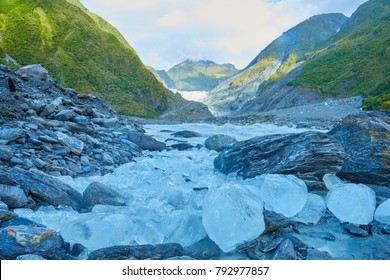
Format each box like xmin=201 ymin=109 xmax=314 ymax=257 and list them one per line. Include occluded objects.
xmin=14 ymin=123 xmax=317 ymax=253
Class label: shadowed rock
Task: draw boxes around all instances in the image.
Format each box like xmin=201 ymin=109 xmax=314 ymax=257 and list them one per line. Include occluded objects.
xmin=83 ymin=182 xmax=126 ymax=207
xmin=329 ymin=112 xmax=390 ymax=186
xmin=214 ymin=131 xmax=346 ymax=189
xmin=7 ymin=168 xmax=85 ymax=211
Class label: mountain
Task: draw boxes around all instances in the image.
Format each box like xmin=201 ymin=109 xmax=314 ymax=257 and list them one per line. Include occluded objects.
xmin=289 ymin=0 xmax=390 ymax=111
xmin=204 ymin=13 xmax=348 ymax=115
xmin=0 ymin=0 xmax=185 ymax=118
xmin=167 ymin=60 xmax=239 ymax=91
xmin=147 ymin=67 xmax=177 ymax=89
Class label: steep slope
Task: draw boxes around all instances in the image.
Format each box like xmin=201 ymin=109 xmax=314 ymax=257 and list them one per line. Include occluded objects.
xmin=204 ymin=13 xmax=347 ymax=115
xmin=147 ymin=66 xmax=177 ymax=89
xmin=289 ymin=0 xmax=390 ymax=110
xmin=167 ymin=60 xmax=239 ymax=91
xmin=0 ymin=0 xmax=184 ymax=118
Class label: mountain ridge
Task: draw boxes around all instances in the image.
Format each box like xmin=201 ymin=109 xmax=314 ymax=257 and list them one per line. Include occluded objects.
xmin=0 ymin=0 xmax=186 ymax=118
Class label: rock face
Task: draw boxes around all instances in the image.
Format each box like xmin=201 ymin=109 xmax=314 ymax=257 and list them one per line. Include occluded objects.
xmin=88 ymin=243 xmax=184 ymax=260
xmin=0 ymin=184 xmax=29 ymax=208
xmin=127 ymin=131 xmax=166 ymax=151
xmin=214 ymin=131 xmax=346 ymax=189
xmin=0 ymin=225 xmax=66 ymax=259
xmin=202 ymin=183 xmax=265 ymax=253
xmin=205 ymin=134 xmax=237 ymax=152
xmin=328 ymin=112 xmax=390 ymax=186
xmin=7 ymin=168 xmax=85 ymax=211
xmin=83 ymin=182 xmax=126 ymax=207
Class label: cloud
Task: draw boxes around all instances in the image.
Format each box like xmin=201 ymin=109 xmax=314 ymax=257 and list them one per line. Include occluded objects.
xmin=79 ymin=0 xmax=368 ymax=70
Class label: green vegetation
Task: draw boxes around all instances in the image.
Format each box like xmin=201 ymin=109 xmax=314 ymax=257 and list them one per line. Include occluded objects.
xmin=0 ymin=0 xmax=183 ymax=118
xmin=290 ymin=0 xmax=390 ymax=110
xmin=167 ymin=60 xmax=239 ymax=91
xmin=230 ymin=57 xmax=276 ymax=89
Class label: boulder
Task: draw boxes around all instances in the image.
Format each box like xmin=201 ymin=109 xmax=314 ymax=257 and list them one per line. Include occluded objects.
xmin=0 ymin=145 xmax=13 ymax=164
xmin=184 ymin=237 xmax=220 ymax=260
xmin=16 ymin=64 xmax=48 ymax=81
xmin=83 ymin=182 xmax=126 ymax=207
xmin=0 ymin=184 xmax=29 ymax=208
xmin=272 ymin=239 xmax=298 ymax=260
xmin=56 ymin=131 xmax=84 ymax=155
xmin=205 ymin=134 xmax=237 ymax=152
xmin=328 ymin=112 xmax=390 ymax=186
xmin=91 ymin=118 xmax=120 ymax=128
xmin=88 ymin=243 xmax=184 ymax=260
xmin=53 ymin=110 xmax=75 ymax=121
xmin=7 ymin=168 xmax=85 ymax=211
xmin=0 ymin=128 xmax=25 ymax=145
xmin=171 ymin=130 xmax=201 ymax=138
xmin=127 ymin=131 xmax=166 ymax=151
xmin=214 ymin=131 xmax=346 ymax=189
xmin=0 ymin=209 xmax=17 ymax=222
xmin=0 ymin=225 xmax=66 ymax=259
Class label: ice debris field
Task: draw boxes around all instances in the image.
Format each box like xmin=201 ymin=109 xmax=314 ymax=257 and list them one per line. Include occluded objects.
xmin=14 ymin=123 xmax=390 ymax=256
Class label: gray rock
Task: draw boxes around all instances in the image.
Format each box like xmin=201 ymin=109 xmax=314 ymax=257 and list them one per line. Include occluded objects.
xmin=0 ymin=184 xmax=29 ymax=208
xmin=343 ymin=224 xmax=370 ymax=237
xmin=91 ymin=118 xmax=120 ymax=128
xmin=184 ymin=237 xmax=220 ymax=260
xmin=39 ymin=103 xmax=56 ymax=118
xmin=102 ymin=152 xmax=115 ymax=165
xmin=0 ymin=200 xmax=9 ymax=210
xmin=56 ymin=132 xmax=84 ymax=155
xmin=67 ymin=162 xmax=83 ymax=174
xmin=306 ymin=249 xmax=333 ymax=260
xmin=0 ymin=145 xmax=13 ymax=164
xmin=329 ymin=112 xmax=390 ymax=186
xmin=214 ymin=131 xmax=346 ymax=189
xmin=120 ymin=139 xmax=143 ymax=155
xmin=128 ymin=131 xmax=166 ymax=151
xmin=88 ymin=243 xmax=184 ymax=260
xmin=0 ymin=128 xmax=25 ymax=144
xmin=272 ymin=239 xmax=298 ymax=260
xmin=205 ymin=134 xmax=237 ymax=152
xmin=16 ymin=64 xmax=49 ymax=81
xmin=53 ymin=110 xmax=75 ymax=121
xmin=71 ymin=116 xmax=88 ymax=126
xmin=1 ymin=217 xmax=45 ymax=228
xmin=7 ymin=168 xmax=85 ymax=211
xmin=169 ymin=143 xmax=194 ymax=151
xmin=16 ymin=254 xmax=46 ymax=260
xmin=83 ymin=182 xmax=126 ymax=207
xmin=0 ymin=225 xmax=66 ymax=259
xmin=32 ymin=158 xmax=49 ymax=169
xmin=38 ymin=135 xmax=58 ymax=144
xmin=172 ymin=130 xmax=201 ymax=138
xmin=0 ymin=209 xmax=17 ymax=222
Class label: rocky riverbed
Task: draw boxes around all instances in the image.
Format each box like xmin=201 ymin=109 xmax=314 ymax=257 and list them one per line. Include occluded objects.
xmin=0 ymin=65 xmax=389 ymax=260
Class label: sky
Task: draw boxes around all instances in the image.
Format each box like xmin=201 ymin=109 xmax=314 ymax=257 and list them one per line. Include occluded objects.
xmin=79 ymin=0 xmax=368 ymax=70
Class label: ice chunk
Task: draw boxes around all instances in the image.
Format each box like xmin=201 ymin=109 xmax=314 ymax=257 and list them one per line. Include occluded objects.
xmin=292 ymin=193 xmax=326 ymax=224
xmin=375 ymin=199 xmax=390 ymax=225
xmin=160 ymin=210 xmax=207 ymax=247
xmin=261 ymin=174 xmax=308 ymax=217
xmin=326 ymin=183 xmax=376 ymax=225
xmin=323 ymin=174 xmax=344 ymax=191
xmin=202 ymin=183 xmax=265 ymax=253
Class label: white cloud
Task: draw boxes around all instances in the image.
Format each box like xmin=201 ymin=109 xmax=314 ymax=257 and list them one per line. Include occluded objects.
xmin=79 ymin=0 xmax=368 ymax=70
